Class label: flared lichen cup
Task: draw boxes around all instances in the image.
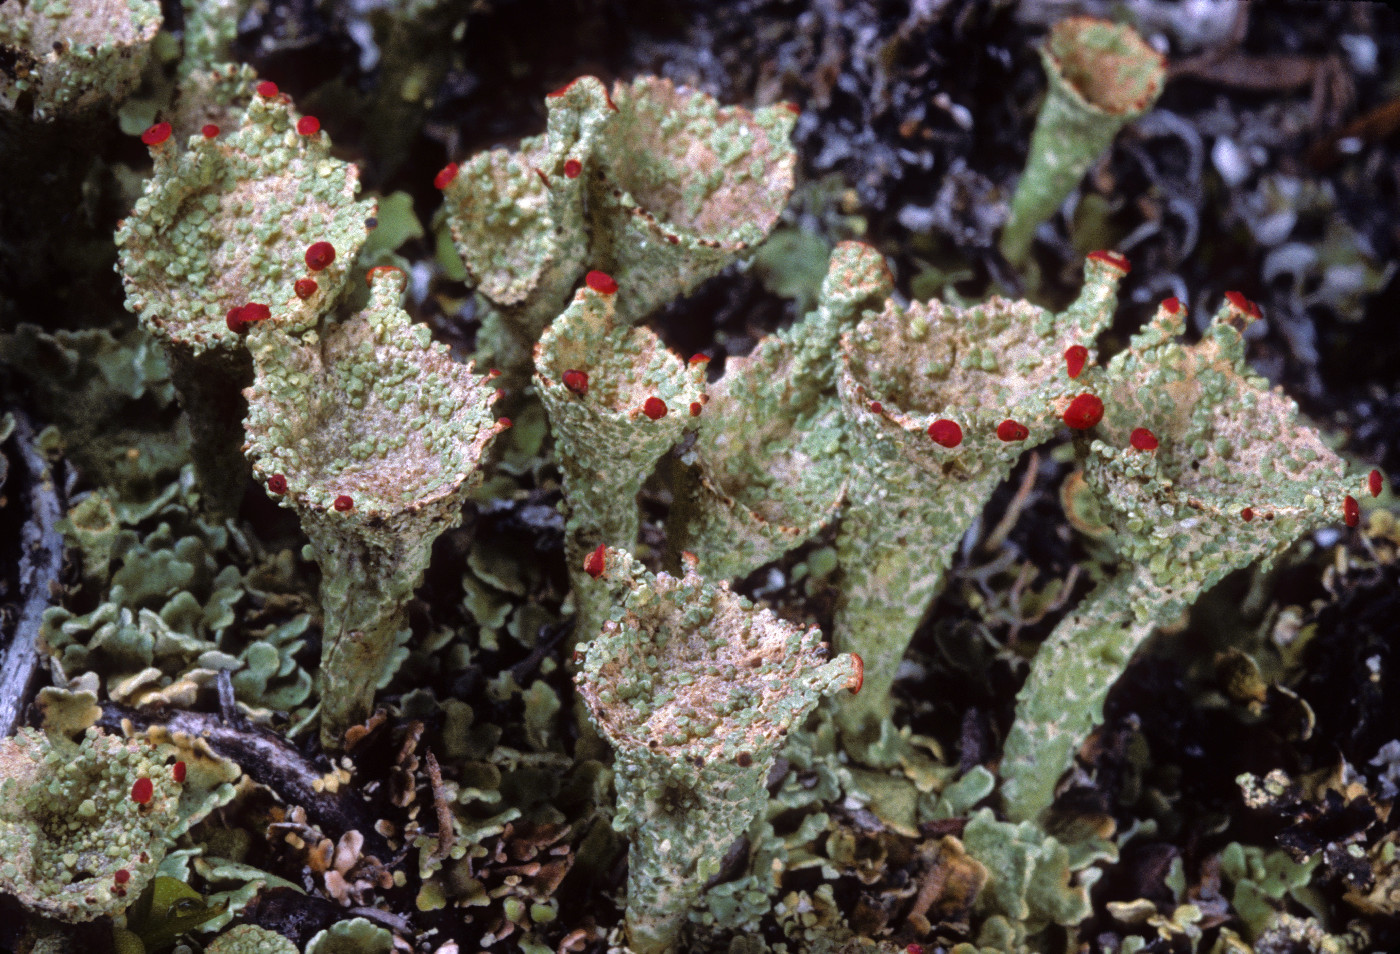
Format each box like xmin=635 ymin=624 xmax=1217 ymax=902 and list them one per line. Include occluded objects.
xmin=116 ymin=79 xmax=373 ymax=515
xmin=1001 ymin=291 xmax=1367 ymax=823
xmin=574 ymin=548 xmax=861 ymax=954
xmin=243 ymin=268 xmax=507 ymax=749
xmin=831 ymin=252 xmax=1130 ymax=749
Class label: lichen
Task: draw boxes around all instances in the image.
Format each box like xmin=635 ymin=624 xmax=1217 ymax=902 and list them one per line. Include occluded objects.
xmin=243 ymin=266 xmax=507 ymax=747
xmin=575 ymin=547 xmax=860 ymax=953
xmin=0 ymin=727 xmax=183 ymax=921
xmin=533 ymin=275 xmax=705 ymax=639
xmin=0 ymin=0 xmax=162 ymax=120
xmin=831 ymin=252 xmax=1129 ymax=744
xmin=1001 ymin=292 xmax=1363 ymax=823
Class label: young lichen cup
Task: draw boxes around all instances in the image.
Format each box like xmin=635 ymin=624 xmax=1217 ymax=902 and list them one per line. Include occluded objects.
xmin=999 ymin=17 xmax=1165 ymax=266
xmin=533 ymin=273 xmax=705 ymax=642
xmin=667 ymin=242 xmax=893 ymax=581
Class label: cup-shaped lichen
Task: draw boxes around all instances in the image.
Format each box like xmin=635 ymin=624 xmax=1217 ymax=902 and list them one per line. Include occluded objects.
xmin=443 ymin=75 xmax=796 ymax=379
xmin=999 ymin=17 xmax=1165 ymax=266
xmin=243 ymin=268 xmax=507 ymax=748
xmin=533 ymin=273 xmax=705 ymax=639
xmin=574 ymin=548 xmax=861 ymax=954
xmin=831 ymin=252 xmax=1129 ymax=744
xmin=0 ymin=727 xmax=182 ymax=921
xmin=0 ymin=0 xmax=161 ymax=120
xmin=116 ymin=79 xmax=374 ymax=514
xmin=442 ymin=77 xmax=609 ymax=380
xmin=1000 ymin=292 xmax=1364 ymax=823
xmin=586 ymin=76 xmax=797 ymax=324
xmin=668 ymin=242 xmax=892 ymax=581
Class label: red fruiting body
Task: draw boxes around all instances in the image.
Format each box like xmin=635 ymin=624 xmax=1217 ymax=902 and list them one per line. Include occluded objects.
xmin=869 ymin=401 xmax=883 ymax=414
xmin=1087 ymin=249 xmax=1130 ymax=273
xmin=365 ymin=265 xmax=402 ymax=285
xmin=996 ymin=419 xmax=1029 ymax=442
xmin=305 ymin=241 xmax=336 ymax=271
xmin=1063 ymin=393 xmax=1104 ymax=430
xmin=563 ymin=158 xmax=582 ymax=178
xmin=131 ymin=778 xmax=153 ymax=804
xmin=333 ymin=495 xmax=354 ymax=512
xmin=433 ymin=163 xmax=459 ymax=190
xmin=847 ymin=654 xmax=864 ymax=695
xmin=643 ymin=397 xmax=668 ymax=420
xmin=584 ymin=544 xmax=607 ymax=579
xmin=294 ymin=278 xmax=318 ymax=299
xmin=688 ymin=353 xmax=710 ymax=365
xmin=498 ymin=417 xmax=512 ymax=428
xmin=1129 ymin=427 xmax=1159 ymax=451
xmin=1344 ymin=494 xmax=1360 ymax=528
xmin=202 ymin=124 xmax=220 ymax=138
xmin=783 ymin=102 xmax=801 ymax=115
xmin=547 ymin=79 xmax=578 ymax=98
xmin=906 ymin=946 xmax=924 ymax=954
xmin=296 ymin=115 xmax=320 ymax=135
xmin=140 ymin=122 xmax=171 ymax=146
xmin=1064 ymin=344 xmax=1088 ymax=379
xmin=1370 ymin=468 xmax=1383 ymax=497
xmin=226 ymin=306 xmax=247 ymax=333
xmin=487 ymin=368 xmax=501 ymax=379
xmin=1162 ymin=296 xmax=1182 ymax=314
xmin=927 ymin=419 xmax=962 ymax=448
xmin=1241 ymin=507 xmax=1254 ymax=522
xmin=256 ymin=80 xmax=278 ymax=98
xmin=267 ymin=474 xmax=287 ymax=495
xmin=1224 ymin=290 xmax=1261 ymax=319
xmin=585 ymin=270 xmax=618 ymax=294
xmin=690 ymin=401 xmax=702 ymax=417
xmin=114 ymin=870 xmax=131 ymax=885
xmin=172 ymin=761 xmax=187 ymax=783
xmin=562 ymin=369 xmax=589 ymax=396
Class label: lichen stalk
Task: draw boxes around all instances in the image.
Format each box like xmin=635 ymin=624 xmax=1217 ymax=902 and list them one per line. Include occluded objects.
xmin=669 ymin=242 xmax=892 ymax=580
